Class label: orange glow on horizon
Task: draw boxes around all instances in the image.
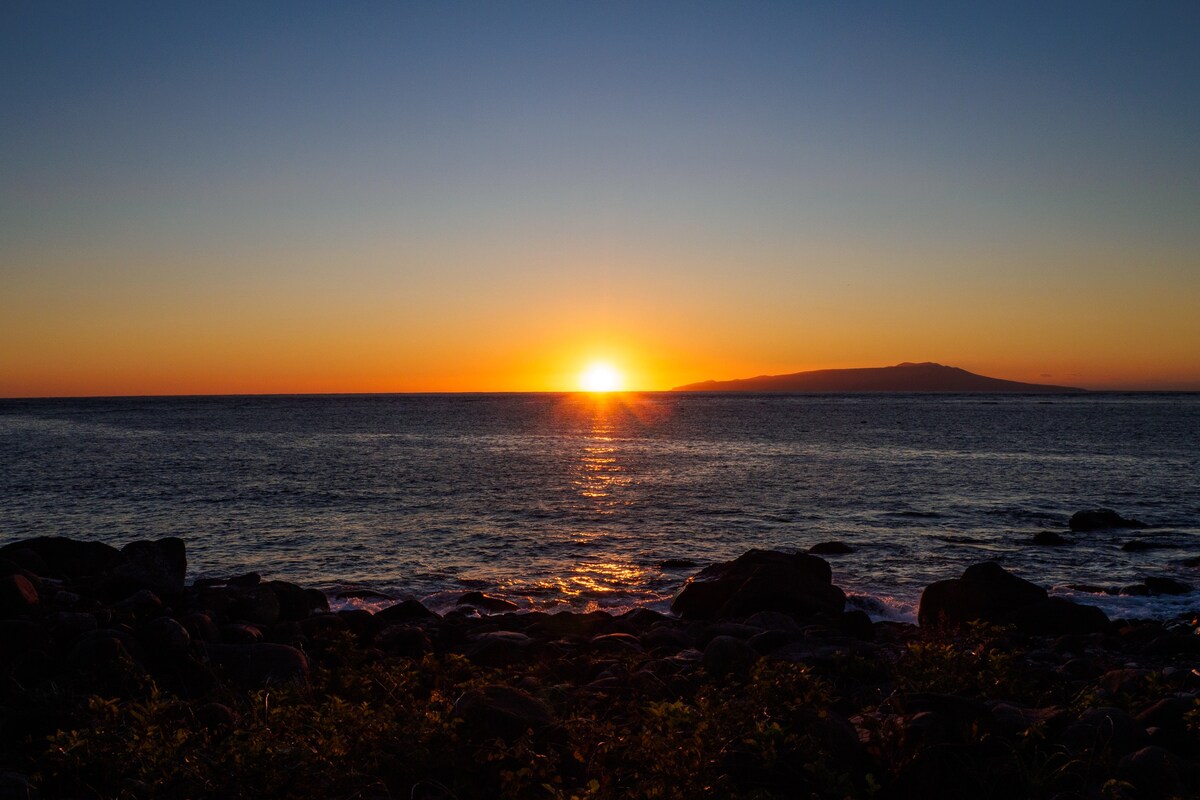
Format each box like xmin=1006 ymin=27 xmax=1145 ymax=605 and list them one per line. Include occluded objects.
xmin=578 ymin=362 xmax=624 ymax=393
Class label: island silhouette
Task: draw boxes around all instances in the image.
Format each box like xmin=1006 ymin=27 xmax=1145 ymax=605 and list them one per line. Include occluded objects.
xmin=672 ymin=362 xmax=1084 ymax=393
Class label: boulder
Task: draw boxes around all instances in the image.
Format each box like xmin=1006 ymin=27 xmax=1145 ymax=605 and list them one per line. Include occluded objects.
xmin=456 ymin=591 xmax=519 ymax=613
xmin=0 ymin=536 xmax=119 ymax=579
xmin=1032 ymin=530 xmax=1072 ymax=546
xmin=106 ymin=538 xmax=186 ymax=599
xmin=264 ymin=580 xmax=327 ymax=621
xmin=1068 ymin=508 xmax=1148 ymax=532
xmin=671 ymin=550 xmax=845 ymax=621
xmin=452 ymin=685 xmax=554 ymax=739
xmin=808 ymin=541 xmax=854 ymax=555
xmin=919 ymin=562 xmax=1110 ymax=634
xmin=206 ymin=643 xmax=309 ymax=687
xmin=1143 ymin=576 xmax=1191 ymax=595
xmin=0 ymin=574 xmax=40 ymax=618
xmin=703 ymin=635 xmax=758 ymax=678
xmin=462 ymin=631 xmax=533 ymax=667
xmin=375 ymin=599 xmax=439 ymax=625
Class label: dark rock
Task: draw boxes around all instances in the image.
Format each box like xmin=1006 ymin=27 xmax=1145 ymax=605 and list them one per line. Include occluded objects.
xmin=227 ymin=572 xmax=261 ymax=587
xmin=658 ymin=558 xmax=699 ymax=569
xmin=671 ymin=549 xmax=845 ymax=621
xmin=525 ymin=610 xmax=613 ymax=639
xmin=1180 ymin=555 xmax=1200 ymax=568
xmin=807 ymin=541 xmax=854 ymax=554
xmin=206 ymin=643 xmax=309 ymax=687
xmin=264 ymin=580 xmax=327 ymax=621
xmin=1059 ymin=706 xmax=1145 ymax=756
xmin=112 ymin=588 xmax=164 ymax=617
xmin=1116 ymin=746 xmax=1195 ymax=798
xmin=0 ymin=574 xmax=40 ymax=617
xmin=703 ymin=635 xmax=758 ymax=678
xmin=375 ymin=625 xmax=430 ymax=658
xmin=1033 ymin=530 xmax=1072 ymax=546
xmin=1098 ymin=668 xmax=1152 ymax=695
xmin=219 ymin=623 xmax=263 ymax=643
xmin=184 ymin=612 xmax=220 ymax=643
xmin=1137 ymin=697 xmax=1195 ymax=752
xmin=139 ymin=616 xmax=191 ymax=656
xmin=1069 ymin=508 xmax=1148 ymax=532
xmin=919 ymin=562 xmax=1110 ymax=634
xmin=375 ymin=599 xmax=439 ymax=625
xmin=105 ymin=538 xmax=186 ymax=600
xmin=990 ymin=703 xmax=1067 ymax=738
xmin=590 ymin=632 xmax=643 ymax=653
xmin=1120 ymin=583 xmax=1151 ymax=596
xmin=0 ymin=536 xmax=118 ymax=579
xmin=1143 ymin=576 xmax=1191 ymax=595
xmin=839 ymin=609 xmax=875 ymax=640
xmin=298 ymin=613 xmax=348 ymax=639
xmin=1009 ymin=597 xmax=1111 ymax=635
xmin=0 ymin=620 xmax=49 ymax=661
xmin=456 ymin=591 xmax=519 ymax=613
xmin=462 ymin=630 xmax=533 ymax=667
xmin=333 ymin=588 xmax=396 ymax=601
xmin=452 ymin=685 xmax=554 ymax=739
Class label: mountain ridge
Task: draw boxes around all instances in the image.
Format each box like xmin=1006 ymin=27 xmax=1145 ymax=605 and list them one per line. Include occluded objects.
xmin=671 ymin=362 xmax=1085 ymax=393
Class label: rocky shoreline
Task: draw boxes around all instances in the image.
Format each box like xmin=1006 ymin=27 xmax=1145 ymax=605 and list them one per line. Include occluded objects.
xmin=1 ymin=536 xmax=1199 ymax=799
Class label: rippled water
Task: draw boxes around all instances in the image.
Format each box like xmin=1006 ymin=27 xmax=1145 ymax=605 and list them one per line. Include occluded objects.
xmin=1 ymin=393 xmax=1197 ymax=620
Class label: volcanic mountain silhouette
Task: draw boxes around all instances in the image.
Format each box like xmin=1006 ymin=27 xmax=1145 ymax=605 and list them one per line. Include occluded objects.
xmin=672 ymin=362 xmax=1084 ymax=393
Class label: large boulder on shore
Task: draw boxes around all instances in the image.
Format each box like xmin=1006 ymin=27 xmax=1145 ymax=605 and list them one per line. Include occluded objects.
xmin=0 ymin=536 xmax=119 ymax=580
xmin=1069 ymin=508 xmax=1147 ymax=532
xmin=919 ymin=562 xmax=1109 ymax=634
xmin=105 ymin=538 xmax=187 ymax=600
xmin=671 ymin=549 xmax=845 ymax=621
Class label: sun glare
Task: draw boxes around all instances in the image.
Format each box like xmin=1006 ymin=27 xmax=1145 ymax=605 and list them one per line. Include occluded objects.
xmin=579 ymin=362 xmax=623 ymax=392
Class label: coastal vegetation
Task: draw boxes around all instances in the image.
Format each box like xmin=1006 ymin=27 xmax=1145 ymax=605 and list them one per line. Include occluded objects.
xmin=1 ymin=537 xmax=1197 ymax=799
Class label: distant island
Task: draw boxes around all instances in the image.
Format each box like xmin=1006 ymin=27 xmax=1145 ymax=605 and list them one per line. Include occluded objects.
xmin=672 ymin=362 xmax=1085 ymax=393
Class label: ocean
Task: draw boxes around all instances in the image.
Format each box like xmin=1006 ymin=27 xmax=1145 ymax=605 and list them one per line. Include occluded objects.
xmin=1 ymin=393 xmax=1197 ymax=621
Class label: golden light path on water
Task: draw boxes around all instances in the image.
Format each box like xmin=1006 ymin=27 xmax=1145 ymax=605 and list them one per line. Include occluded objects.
xmin=555 ymin=393 xmax=656 ymax=609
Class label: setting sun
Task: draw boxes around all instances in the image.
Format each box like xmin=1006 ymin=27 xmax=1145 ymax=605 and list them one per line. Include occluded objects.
xmin=579 ymin=362 xmax=623 ymax=392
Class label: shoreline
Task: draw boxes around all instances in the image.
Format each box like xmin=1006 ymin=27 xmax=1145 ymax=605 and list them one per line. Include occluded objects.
xmin=2 ymin=536 xmax=1199 ymax=798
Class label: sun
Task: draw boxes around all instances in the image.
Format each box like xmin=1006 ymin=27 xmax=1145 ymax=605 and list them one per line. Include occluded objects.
xmin=579 ymin=362 xmax=624 ymax=392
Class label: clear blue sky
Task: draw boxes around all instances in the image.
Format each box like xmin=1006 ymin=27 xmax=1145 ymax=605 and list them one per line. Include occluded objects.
xmin=3 ymin=1 xmax=1198 ymax=394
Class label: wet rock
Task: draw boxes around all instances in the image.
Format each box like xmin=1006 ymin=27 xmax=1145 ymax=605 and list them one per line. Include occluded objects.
xmin=1032 ymin=530 xmax=1072 ymax=546
xmin=375 ymin=599 xmax=439 ymax=625
xmin=265 ymin=580 xmax=328 ymax=621
xmin=703 ymin=635 xmax=758 ymax=678
xmin=839 ymin=609 xmax=875 ymax=640
xmin=671 ymin=549 xmax=845 ymax=621
xmin=1143 ymin=576 xmax=1191 ymax=595
xmin=1180 ymin=555 xmax=1200 ymax=568
xmin=919 ymin=562 xmax=1109 ymax=634
xmin=105 ymin=538 xmax=186 ymax=600
xmin=1069 ymin=508 xmax=1148 ymax=532
xmin=333 ymin=588 xmax=396 ymax=602
xmin=452 ymin=685 xmax=554 ymax=739
xmin=525 ymin=610 xmax=613 ymax=639
xmin=808 ymin=541 xmax=854 ymax=555
xmin=456 ymin=591 xmax=519 ymax=613
xmin=0 ymin=536 xmax=118 ymax=580
xmin=206 ymin=643 xmax=309 ymax=687
xmin=0 ymin=574 xmax=40 ymax=617
xmin=658 ymin=558 xmax=699 ymax=569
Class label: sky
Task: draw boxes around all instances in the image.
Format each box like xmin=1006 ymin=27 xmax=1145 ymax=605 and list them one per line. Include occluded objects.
xmin=2 ymin=1 xmax=1198 ymax=395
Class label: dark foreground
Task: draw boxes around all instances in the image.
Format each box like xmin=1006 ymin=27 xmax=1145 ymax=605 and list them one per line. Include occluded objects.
xmin=1 ymin=537 xmax=1198 ymax=799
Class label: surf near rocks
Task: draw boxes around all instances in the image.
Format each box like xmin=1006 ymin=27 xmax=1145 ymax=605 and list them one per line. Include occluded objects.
xmin=1 ymin=537 xmax=1198 ymax=799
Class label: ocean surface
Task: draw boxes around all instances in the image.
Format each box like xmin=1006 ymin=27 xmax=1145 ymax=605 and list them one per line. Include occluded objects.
xmin=1 ymin=393 xmax=1197 ymax=622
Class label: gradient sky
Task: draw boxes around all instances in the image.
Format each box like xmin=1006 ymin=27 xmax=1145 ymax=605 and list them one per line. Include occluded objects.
xmin=3 ymin=1 xmax=1198 ymax=395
